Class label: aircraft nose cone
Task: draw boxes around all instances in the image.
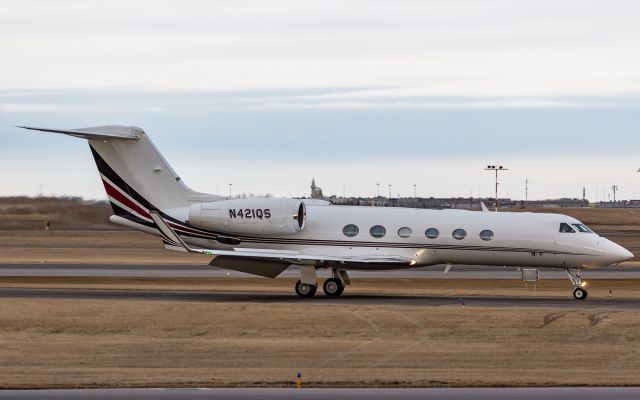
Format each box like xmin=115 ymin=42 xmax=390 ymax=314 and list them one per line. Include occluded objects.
xmin=607 ymin=241 xmax=634 ymax=264
xmin=617 ymin=247 xmax=634 ymax=262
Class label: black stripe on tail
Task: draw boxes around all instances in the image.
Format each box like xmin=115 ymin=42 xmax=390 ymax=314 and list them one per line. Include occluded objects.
xmin=89 ymin=144 xmax=154 ymax=211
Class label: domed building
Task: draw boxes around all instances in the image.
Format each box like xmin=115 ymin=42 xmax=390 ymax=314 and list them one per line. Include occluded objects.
xmin=310 ymin=178 xmax=324 ymax=199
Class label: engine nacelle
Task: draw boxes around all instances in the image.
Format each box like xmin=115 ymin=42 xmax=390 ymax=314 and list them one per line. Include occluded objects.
xmin=188 ymin=198 xmax=306 ymax=235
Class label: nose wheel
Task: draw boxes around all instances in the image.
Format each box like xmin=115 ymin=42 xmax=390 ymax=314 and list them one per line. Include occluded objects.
xmin=573 ymin=287 xmax=587 ymax=300
xmin=566 ymin=268 xmax=588 ymax=300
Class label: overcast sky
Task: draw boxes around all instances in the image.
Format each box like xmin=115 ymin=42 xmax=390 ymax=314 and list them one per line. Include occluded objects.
xmin=2 ymin=0 xmax=640 ymax=200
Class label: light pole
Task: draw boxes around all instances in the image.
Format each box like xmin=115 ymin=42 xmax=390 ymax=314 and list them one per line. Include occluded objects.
xmin=485 ymin=165 xmax=508 ymax=211
xmin=413 ymin=184 xmax=417 ymax=199
xmin=228 ymin=183 xmax=232 ymax=198
xmin=612 ymin=185 xmax=619 ymax=202
xmin=388 ymin=184 xmax=392 ymax=206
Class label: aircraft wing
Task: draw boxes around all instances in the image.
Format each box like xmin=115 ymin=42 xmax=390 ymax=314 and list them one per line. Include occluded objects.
xmin=149 ymin=211 xmax=416 ymax=277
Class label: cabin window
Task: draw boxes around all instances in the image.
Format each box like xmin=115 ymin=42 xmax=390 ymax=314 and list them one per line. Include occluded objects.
xmin=342 ymin=224 xmax=359 ymax=237
xmin=452 ymin=229 xmax=467 ymax=240
xmin=479 ymin=230 xmax=494 ymax=241
xmin=425 ymin=228 xmax=439 ymax=239
xmin=369 ymin=225 xmax=386 ymax=238
xmin=398 ymin=227 xmax=412 ymax=238
xmin=572 ymin=223 xmax=594 ymax=233
xmin=559 ymin=223 xmax=576 ymax=233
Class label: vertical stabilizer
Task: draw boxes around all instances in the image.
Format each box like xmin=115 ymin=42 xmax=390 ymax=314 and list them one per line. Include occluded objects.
xmin=20 ymin=125 xmax=221 ymax=212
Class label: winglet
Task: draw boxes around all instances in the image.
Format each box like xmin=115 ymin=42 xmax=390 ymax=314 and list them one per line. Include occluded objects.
xmin=480 ymin=202 xmax=489 ymax=212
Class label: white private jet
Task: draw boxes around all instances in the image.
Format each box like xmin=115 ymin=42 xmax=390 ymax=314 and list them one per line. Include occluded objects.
xmin=20 ymin=125 xmax=633 ymax=300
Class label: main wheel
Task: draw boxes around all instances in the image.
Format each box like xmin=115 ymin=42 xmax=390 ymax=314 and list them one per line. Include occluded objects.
xmin=323 ymin=278 xmax=344 ymax=297
xmin=295 ymin=280 xmax=317 ymax=298
xmin=573 ymin=287 xmax=587 ymax=300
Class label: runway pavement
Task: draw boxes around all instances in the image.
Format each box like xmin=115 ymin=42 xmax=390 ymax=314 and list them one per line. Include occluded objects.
xmin=2 ymin=263 xmax=640 ymax=278
xmin=1 ymin=387 xmax=640 ymax=400
xmin=1 ymin=287 xmax=638 ymax=308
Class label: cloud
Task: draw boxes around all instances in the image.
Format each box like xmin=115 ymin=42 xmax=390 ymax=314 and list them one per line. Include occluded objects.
xmin=3 ymin=89 xmax=640 ymax=113
xmin=2 ymin=1 xmax=640 ymax=199
xmin=1 ymin=0 xmax=640 ymax=97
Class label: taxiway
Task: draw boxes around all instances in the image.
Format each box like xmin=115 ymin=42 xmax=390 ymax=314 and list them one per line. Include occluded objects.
xmin=2 ymin=263 xmax=640 ymax=278
xmin=1 ymin=387 xmax=640 ymax=400
xmin=0 ymin=287 xmax=638 ymax=309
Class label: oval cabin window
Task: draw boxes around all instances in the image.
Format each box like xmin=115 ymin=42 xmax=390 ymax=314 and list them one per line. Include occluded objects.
xmin=425 ymin=228 xmax=439 ymax=239
xmin=398 ymin=227 xmax=412 ymax=238
xmin=479 ymin=230 xmax=494 ymax=241
xmin=452 ymin=229 xmax=467 ymax=240
xmin=342 ymin=224 xmax=359 ymax=237
xmin=369 ymin=225 xmax=386 ymax=238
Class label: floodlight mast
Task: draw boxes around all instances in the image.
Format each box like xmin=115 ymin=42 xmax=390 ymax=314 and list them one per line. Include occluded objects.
xmin=485 ymin=165 xmax=509 ymax=212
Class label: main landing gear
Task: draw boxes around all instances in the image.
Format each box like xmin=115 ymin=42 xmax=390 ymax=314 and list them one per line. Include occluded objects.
xmin=566 ymin=268 xmax=588 ymax=300
xmin=323 ymin=278 xmax=345 ymax=297
xmin=295 ymin=280 xmax=317 ymax=297
xmin=294 ymin=266 xmax=349 ymax=298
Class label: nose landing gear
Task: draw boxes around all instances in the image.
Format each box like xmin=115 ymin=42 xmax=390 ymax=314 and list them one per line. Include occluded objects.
xmin=566 ymin=268 xmax=588 ymax=300
xmin=573 ymin=287 xmax=587 ymax=300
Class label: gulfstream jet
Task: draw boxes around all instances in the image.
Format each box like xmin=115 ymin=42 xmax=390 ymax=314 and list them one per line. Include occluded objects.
xmin=20 ymin=125 xmax=634 ymax=300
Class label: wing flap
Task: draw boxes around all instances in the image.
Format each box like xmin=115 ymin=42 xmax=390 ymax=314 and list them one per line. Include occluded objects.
xmin=209 ymin=256 xmax=290 ymax=278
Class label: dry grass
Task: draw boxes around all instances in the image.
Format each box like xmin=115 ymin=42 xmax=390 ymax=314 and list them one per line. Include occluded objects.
xmin=0 ymin=231 xmax=208 ymax=264
xmin=0 ymin=197 xmax=118 ymax=231
xmin=1 ymin=298 xmax=639 ymax=388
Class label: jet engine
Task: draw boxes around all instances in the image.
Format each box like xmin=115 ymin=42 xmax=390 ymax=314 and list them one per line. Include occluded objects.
xmin=188 ymin=198 xmax=306 ymax=235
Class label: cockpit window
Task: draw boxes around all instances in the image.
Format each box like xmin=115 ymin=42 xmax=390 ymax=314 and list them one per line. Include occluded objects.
xmin=559 ymin=223 xmax=576 ymax=233
xmin=572 ymin=223 xmax=594 ymax=233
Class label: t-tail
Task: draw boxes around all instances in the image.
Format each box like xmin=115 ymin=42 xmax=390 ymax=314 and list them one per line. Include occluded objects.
xmin=18 ymin=125 xmax=222 ymax=225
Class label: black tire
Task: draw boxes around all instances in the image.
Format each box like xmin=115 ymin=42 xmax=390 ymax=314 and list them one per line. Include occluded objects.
xmin=573 ymin=287 xmax=587 ymax=300
xmin=295 ymin=280 xmax=317 ymax=298
xmin=323 ymin=278 xmax=344 ymax=297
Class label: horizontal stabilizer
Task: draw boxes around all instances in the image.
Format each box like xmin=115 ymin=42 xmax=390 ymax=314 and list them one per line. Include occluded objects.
xmin=17 ymin=125 xmax=142 ymax=140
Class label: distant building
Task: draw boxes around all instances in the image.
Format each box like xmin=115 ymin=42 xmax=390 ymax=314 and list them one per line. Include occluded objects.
xmin=310 ymin=178 xmax=324 ymax=199
xmin=301 ymin=181 xmax=592 ymax=209
xmin=324 ymin=196 xmax=589 ymax=210
xmin=596 ymin=200 xmax=640 ymax=208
